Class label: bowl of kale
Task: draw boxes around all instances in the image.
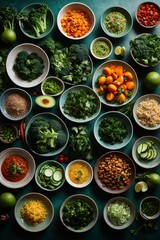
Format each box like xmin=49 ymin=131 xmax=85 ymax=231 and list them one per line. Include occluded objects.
xmin=130 ymin=33 xmax=160 ymax=67
xmin=6 ymin=43 xmax=50 ymax=88
xmin=25 ymin=112 xmax=69 ymax=156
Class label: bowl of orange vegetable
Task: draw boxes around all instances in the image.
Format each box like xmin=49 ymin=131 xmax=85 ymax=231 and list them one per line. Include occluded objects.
xmin=57 ymin=2 xmax=96 ymax=40
xmin=92 ymin=60 xmax=138 ymax=107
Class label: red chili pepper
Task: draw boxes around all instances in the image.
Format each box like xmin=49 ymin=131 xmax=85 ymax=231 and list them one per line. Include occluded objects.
xmin=19 ymin=117 xmax=28 ymax=141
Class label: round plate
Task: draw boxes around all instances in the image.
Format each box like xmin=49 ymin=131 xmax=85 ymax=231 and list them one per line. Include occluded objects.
xmin=14 ymin=192 xmax=54 ymax=232
xmin=6 ymin=43 xmax=50 ymax=88
xmin=92 ymin=60 xmax=138 ymax=107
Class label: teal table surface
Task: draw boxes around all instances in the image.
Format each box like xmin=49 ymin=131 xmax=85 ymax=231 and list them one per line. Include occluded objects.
xmin=0 ymin=0 xmax=160 ymax=240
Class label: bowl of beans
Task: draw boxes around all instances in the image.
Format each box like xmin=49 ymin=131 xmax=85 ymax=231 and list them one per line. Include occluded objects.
xmin=57 ymin=2 xmax=96 ymax=40
xmin=135 ymin=2 xmax=160 ymax=28
xmin=0 ymin=124 xmax=19 ymax=144
xmin=94 ymin=151 xmax=136 ymax=194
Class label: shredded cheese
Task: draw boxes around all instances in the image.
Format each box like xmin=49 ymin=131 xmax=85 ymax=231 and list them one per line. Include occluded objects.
xmin=20 ymin=200 xmax=48 ymax=226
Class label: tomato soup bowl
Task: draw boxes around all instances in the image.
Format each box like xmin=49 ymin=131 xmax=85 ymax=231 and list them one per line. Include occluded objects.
xmin=0 ymin=147 xmax=36 ymax=189
xmin=65 ymin=159 xmax=93 ymax=188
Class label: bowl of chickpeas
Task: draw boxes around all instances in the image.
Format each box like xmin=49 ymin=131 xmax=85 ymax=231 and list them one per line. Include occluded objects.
xmin=57 ymin=2 xmax=96 ymax=40
xmin=94 ymin=151 xmax=136 ymax=194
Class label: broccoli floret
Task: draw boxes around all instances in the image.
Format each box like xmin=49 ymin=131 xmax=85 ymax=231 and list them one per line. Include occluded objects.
xmin=49 ymin=119 xmax=62 ymax=132
xmin=68 ymin=44 xmax=89 ymax=62
xmin=56 ymin=130 xmax=67 ymax=147
xmin=39 ymin=37 xmax=63 ymax=55
xmin=18 ymin=4 xmax=49 ymax=37
xmin=35 ymin=143 xmax=50 ymax=154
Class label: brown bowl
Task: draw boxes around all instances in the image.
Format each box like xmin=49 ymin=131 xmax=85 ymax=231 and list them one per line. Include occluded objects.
xmin=0 ymin=124 xmax=19 ymax=144
xmin=94 ymin=151 xmax=136 ymax=194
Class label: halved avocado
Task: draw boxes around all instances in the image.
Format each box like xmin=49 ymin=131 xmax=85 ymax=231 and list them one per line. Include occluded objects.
xmin=35 ymin=95 xmax=56 ymax=108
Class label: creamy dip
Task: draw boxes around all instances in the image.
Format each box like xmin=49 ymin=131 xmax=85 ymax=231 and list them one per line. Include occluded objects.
xmin=92 ymin=40 xmax=111 ymax=58
xmin=68 ymin=162 xmax=90 ymax=184
xmin=105 ymin=11 xmax=127 ymax=34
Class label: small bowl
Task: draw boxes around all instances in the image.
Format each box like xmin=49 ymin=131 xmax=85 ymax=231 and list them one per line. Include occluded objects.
xmin=14 ymin=192 xmax=54 ymax=232
xmin=6 ymin=43 xmax=50 ymax=88
xmin=0 ymin=124 xmax=19 ymax=144
xmin=35 ymin=160 xmax=65 ymax=191
xmin=59 ymin=85 xmax=101 ymax=123
xmin=90 ymin=37 xmax=113 ymax=60
xmin=60 ymin=194 xmax=98 ymax=232
xmin=57 ymin=2 xmax=96 ymax=40
xmin=133 ymin=94 xmax=160 ymax=130
xmin=0 ymin=88 xmax=32 ymax=121
xmin=65 ymin=159 xmax=93 ymax=188
xmin=101 ymin=6 xmax=133 ymax=38
xmin=19 ymin=3 xmax=54 ymax=39
xmin=94 ymin=151 xmax=136 ymax=194
xmin=94 ymin=111 xmax=133 ymax=150
xmin=41 ymin=76 xmax=65 ymax=96
xmin=92 ymin=60 xmax=138 ymax=107
xmin=104 ymin=197 xmax=136 ymax=229
xmin=140 ymin=196 xmax=160 ymax=220
xmin=25 ymin=112 xmax=69 ymax=157
xmin=132 ymin=136 xmax=160 ymax=169
xmin=0 ymin=147 xmax=35 ymax=189
xmin=135 ymin=2 xmax=160 ymax=28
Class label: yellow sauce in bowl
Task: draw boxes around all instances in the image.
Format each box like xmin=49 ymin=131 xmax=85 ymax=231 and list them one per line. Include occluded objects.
xmin=68 ymin=162 xmax=90 ymax=184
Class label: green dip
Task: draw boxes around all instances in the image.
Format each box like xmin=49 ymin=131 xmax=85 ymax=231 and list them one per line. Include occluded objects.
xmin=92 ymin=40 xmax=111 ymax=58
xmin=141 ymin=198 xmax=159 ymax=217
xmin=105 ymin=11 xmax=127 ymax=34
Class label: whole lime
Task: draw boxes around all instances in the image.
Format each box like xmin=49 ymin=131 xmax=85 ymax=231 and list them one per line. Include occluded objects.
xmin=0 ymin=192 xmax=16 ymax=208
xmin=143 ymin=71 xmax=160 ymax=90
xmin=145 ymin=173 xmax=160 ymax=188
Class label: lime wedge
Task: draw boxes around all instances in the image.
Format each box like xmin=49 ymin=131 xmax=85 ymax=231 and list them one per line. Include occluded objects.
xmin=114 ymin=46 xmax=122 ymax=55
xmin=135 ymin=181 xmax=148 ymax=193
xmin=121 ymin=46 xmax=126 ymax=56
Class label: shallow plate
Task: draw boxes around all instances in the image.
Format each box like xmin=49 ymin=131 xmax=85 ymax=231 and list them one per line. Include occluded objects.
xmin=0 ymin=147 xmax=35 ymax=189
xmin=14 ymin=192 xmax=54 ymax=232
xmin=92 ymin=60 xmax=138 ymax=107
xmin=132 ymin=136 xmax=160 ymax=169
xmin=6 ymin=43 xmax=50 ymax=88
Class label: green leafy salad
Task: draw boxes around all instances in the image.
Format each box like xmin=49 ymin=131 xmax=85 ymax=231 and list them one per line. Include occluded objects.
xmin=107 ymin=201 xmax=131 ymax=226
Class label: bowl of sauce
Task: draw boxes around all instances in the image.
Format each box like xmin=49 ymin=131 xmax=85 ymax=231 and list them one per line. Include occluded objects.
xmin=140 ymin=196 xmax=160 ymax=220
xmin=65 ymin=159 xmax=93 ymax=188
xmin=90 ymin=37 xmax=113 ymax=60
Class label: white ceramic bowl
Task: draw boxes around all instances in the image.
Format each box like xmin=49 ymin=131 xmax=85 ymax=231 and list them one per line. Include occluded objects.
xmin=103 ymin=197 xmax=136 ymax=229
xmin=133 ymin=94 xmax=160 ymax=130
xmin=59 ymin=85 xmax=101 ymax=123
xmin=14 ymin=192 xmax=54 ymax=232
xmin=60 ymin=194 xmax=98 ymax=232
xmin=65 ymin=159 xmax=93 ymax=188
xmin=0 ymin=88 xmax=32 ymax=121
xmin=90 ymin=37 xmax=113 ymax=60
xmin=132 ymin=136 xmax=160 ymax=169
xmin=0 ymin=147 xmax=35 ymax=189
xmin=140 ymin=196 xmax=160 ymax=220
xmin=6 ymin=43 xmax=50 ymax=88
xmin=57 ymin=2 xmax=96 ymax=40
xmin=41 ymin=76 xmax=65 ymax=96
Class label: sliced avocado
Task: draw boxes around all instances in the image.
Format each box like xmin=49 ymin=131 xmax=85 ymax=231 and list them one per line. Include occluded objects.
xmin=35 ymin=95 xmax=56 ymax=108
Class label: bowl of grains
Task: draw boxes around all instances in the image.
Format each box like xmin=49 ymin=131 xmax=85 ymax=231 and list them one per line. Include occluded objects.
xmin=133 ymin=94 xmax=160 ymax=130
xmin=94 ymin=151 xmax=136 ymax=194
xmin=0 ymin=88 xmax=32 ymax=121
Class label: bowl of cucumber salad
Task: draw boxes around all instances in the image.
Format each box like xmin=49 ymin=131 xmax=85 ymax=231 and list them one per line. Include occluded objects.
xmin=35 ymin=160 xmax=65 ymax=191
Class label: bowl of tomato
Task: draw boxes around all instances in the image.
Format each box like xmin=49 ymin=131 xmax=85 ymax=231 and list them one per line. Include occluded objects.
xmin=135 ymin=2 xmax=160 ymax=28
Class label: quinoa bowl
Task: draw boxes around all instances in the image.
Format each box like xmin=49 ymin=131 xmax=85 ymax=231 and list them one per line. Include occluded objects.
xmin=0 ymin=88 xmax=32 ymax=121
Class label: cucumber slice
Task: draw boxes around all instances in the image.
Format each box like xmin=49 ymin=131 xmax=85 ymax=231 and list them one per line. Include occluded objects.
xmin=141 ymin=143 xmax=148 ymax=152
xmin=140 ymin=151 xmax=149 ymax=159
xmin=146 ymin=140 xmax=154 ymax=148
xmin=152 ymin=147 xmax=158 ymax=159
xmin=53 ymin=170 xmax=63 ymax=181
xmin=137 ymin=143 xmax=143 ymax=154
xmin=44 ymin=168 xmax=53 ymax=177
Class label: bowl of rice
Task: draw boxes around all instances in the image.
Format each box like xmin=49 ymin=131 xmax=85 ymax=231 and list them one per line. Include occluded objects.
xmin=0 ymin=88 xmax=32 ymax=121
xmin=133 ymin=94 xmax=160 ymax=130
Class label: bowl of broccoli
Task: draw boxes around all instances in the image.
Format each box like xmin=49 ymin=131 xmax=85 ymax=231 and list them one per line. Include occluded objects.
xmin=25 ymin=112 xmax=69 ymax=156
xmin=18 ymin=3 xmax=54 ymax=39
xmin=6 ymin=43 xmax=50 ymax=88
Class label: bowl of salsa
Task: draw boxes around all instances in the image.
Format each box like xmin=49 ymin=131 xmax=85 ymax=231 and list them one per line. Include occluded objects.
xmin=0 ymin=147 xmax=35 ymax=188
xmin=90 ymin=37 xmax=113 ymax=60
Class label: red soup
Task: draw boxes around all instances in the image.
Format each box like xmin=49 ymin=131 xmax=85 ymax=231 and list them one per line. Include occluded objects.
xmin=1 ymin=154 xmax=29 ymax=182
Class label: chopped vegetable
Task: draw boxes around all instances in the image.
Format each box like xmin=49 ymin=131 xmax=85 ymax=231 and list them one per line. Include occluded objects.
xmin=42 ymin=78 xmax=63 ymax=95
xmin=0 ymin=49 xmax=10 ymax=91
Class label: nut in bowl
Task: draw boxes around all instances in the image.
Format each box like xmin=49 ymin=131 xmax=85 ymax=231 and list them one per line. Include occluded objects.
xmin=90 ymin=37 xmax=113 ymax=60
xmin=0 ymin=124 xmax=19 ymax=144
xmin=140 ymin=196 xmax=160 ymax=220
xmin=57 ymin=2 xmax=95 ymax=40
xmin=103 ymin=197 xmax=136 ymax=230
xmin=35 ymin=160 xmax=65 ymax=191
xmin=135 ymin=2 xmax=160 ymax=28
xmin=94 ymin=151 xmax=136 ymax=194
xmin=92 ymin=60 xmax=138 ymax=107
xmin=60 ymin=194 xmax=98 ymax=232
xmin=0 ymin=147 xmax=35 ymax=189
xmin=14 ymin=192 xmax=54 ymax=232
xmin=101 ymin=6 xmax=133 ymax=38
xmin=41 ymin=76 xmax=65 ymax=96
xmin=65 ymin=159 xmax=93 ymax=188
xmin=133 ymin=94 xmax=160 ymax=130
xmin=0 ymin=88 xmax=32 ymax=121
xmin=94 ymin=111 xmax=133 ymax=150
